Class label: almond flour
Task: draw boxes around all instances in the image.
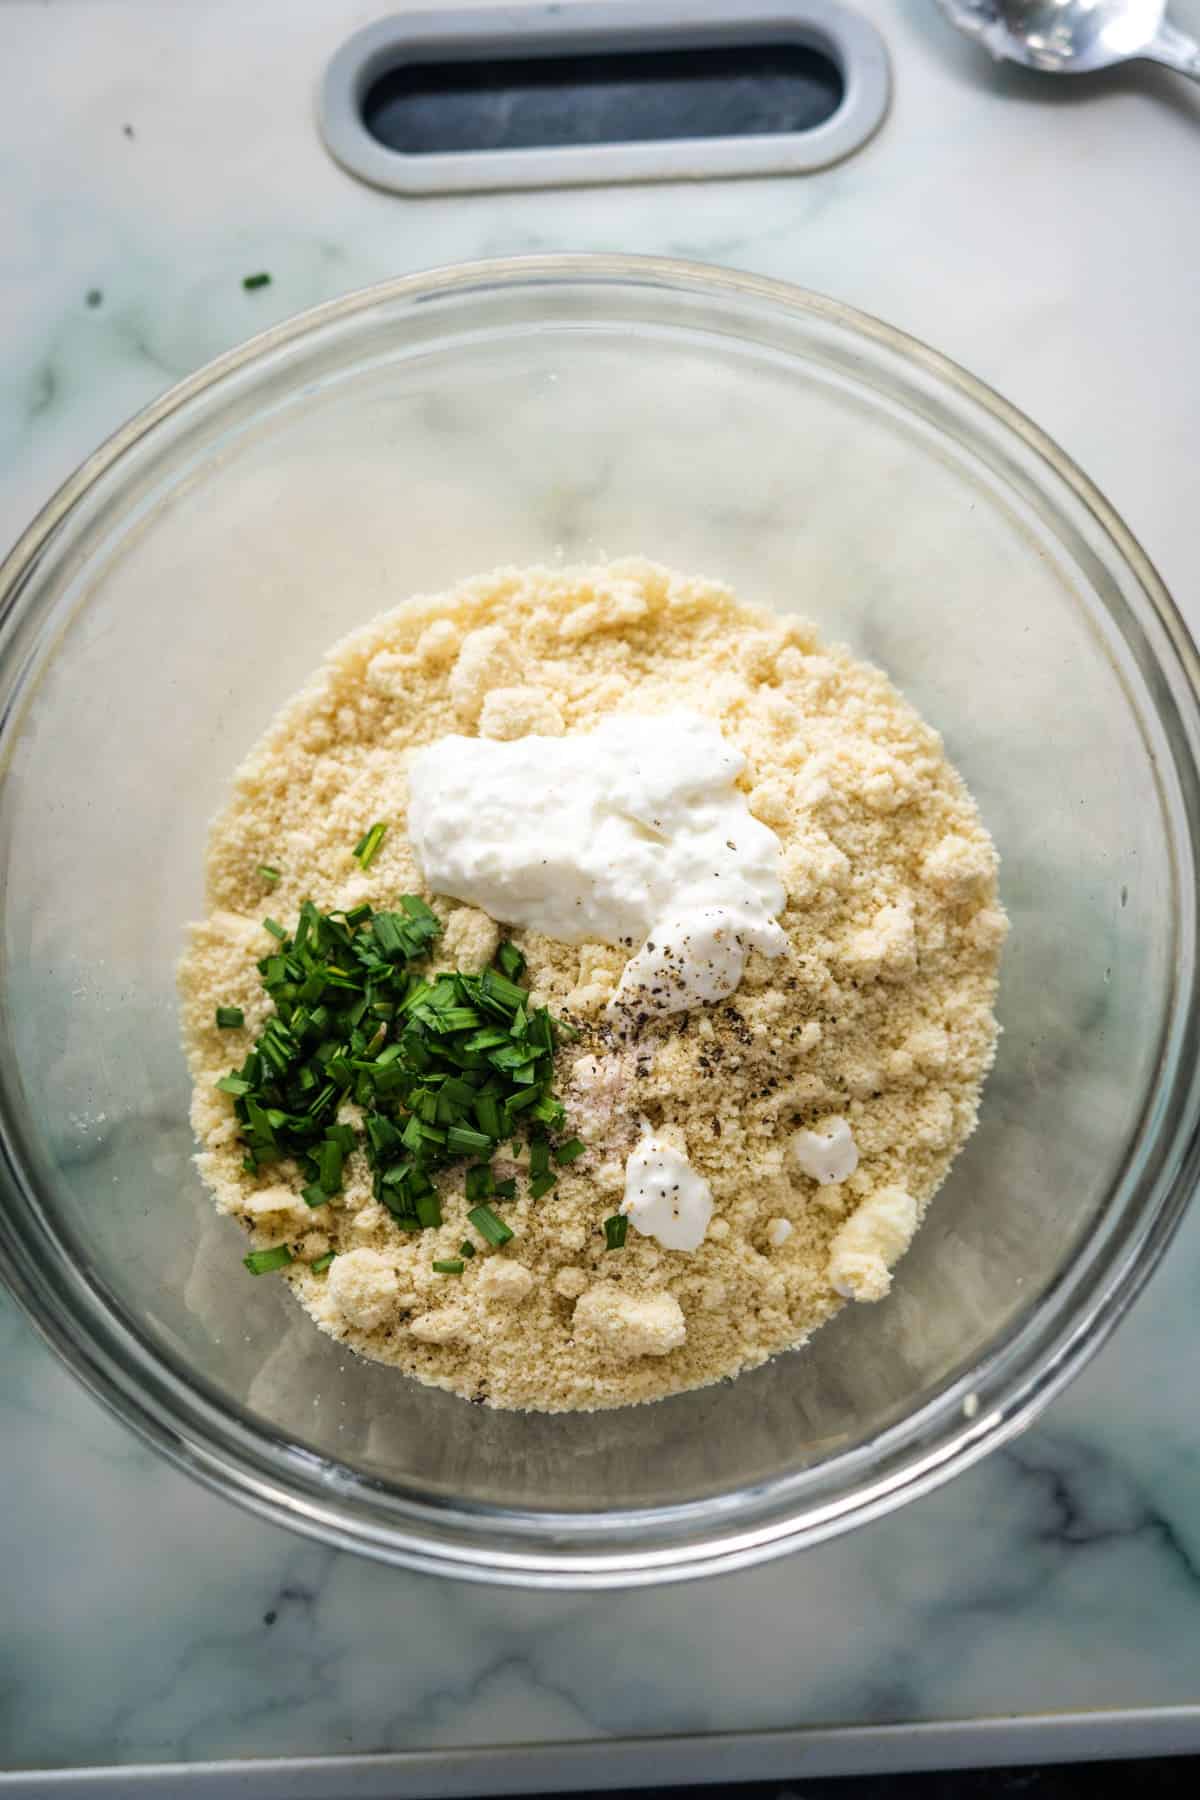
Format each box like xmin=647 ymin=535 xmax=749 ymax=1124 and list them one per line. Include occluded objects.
xmin=178 ymin=560 xmax=1005 ymax=1410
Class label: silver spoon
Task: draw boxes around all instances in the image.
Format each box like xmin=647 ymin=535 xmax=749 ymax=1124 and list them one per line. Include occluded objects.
xmin=937 ymin=0 xmax=1200 ymax=81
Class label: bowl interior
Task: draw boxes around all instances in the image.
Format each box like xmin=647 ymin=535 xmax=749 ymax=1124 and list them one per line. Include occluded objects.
xmin=0 ymin=265 xmax=1190 ymax=1559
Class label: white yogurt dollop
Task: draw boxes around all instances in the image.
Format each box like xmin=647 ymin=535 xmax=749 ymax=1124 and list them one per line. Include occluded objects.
xmin=407 ymin=710 xmax=786 ymax=1013
xmin=790 ymin=1116 xmax=859 ymax=1186
xmin=621 ymin=1135 xmax=714 ymax=1253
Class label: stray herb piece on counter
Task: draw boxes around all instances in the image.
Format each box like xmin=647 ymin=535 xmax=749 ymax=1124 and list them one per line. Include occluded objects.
xmin=215 ymin=890 xmax=580 ymax=1268
xmin=353 ymin=820 xmax=387 ymax=869
xmin=604 ymin=1215 xmax=628 ymax=1250
xmin=244 ymin=1244 xmax=293 ymax=1275
xmin=433 ymin=1258 xmax=465 ymax=1275
xmin=215 ymin=1006 xmax=244 ymax=1029
xmin=242 ymin=272 xmax=271 ymax=291
xmin=258 ymin=864 xmax=281 ymax=885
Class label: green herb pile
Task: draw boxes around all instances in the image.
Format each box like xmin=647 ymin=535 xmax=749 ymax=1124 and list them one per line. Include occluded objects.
xmin=216 ymin=893 xmax=587 ymax=1275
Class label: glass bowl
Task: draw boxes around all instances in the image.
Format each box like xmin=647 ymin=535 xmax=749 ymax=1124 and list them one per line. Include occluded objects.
xmin=2 ymin=255 xmax=1198 ymax=1589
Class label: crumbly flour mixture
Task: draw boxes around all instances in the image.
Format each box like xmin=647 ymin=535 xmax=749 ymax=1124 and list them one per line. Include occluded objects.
xmin=179 ymin=560 xmax=1006 ymax=1411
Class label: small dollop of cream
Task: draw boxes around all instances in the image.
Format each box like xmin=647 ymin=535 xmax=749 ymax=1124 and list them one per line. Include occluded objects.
xmin=790 ymin=1116 xmax=859 ymax=1186
xmin=621 ymin=1135 xmax=713 ymax=1252
xmin=610 ymin=901 xmax=786 ymax=1018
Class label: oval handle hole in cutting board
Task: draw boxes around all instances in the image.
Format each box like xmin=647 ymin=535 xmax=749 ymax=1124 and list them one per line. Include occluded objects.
xmin=361 ymin=42 xmax=845 ymax=156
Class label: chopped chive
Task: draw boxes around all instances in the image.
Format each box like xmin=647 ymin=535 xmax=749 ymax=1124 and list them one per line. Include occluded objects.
xmin=604 ymin=1215 xmax=628 ymax=1250
xmin=497 ymin=941 xmax=525 ymax=980
xmin=459 ymin=1240 xmax=476 ymax=1259
xmin=447 ymin=1124 xmax=492 ymax=1155
xmin=492 ymin=1178 xmax=518 ymax=1201
xmin=244 ymin=1244 xmax=293 ymax=1275
xmin=529 ymin=1172 xmax=557 ymax=1200
xmin=242 ymin=271 xmax=272 ymax=290
xmin=310 ymin=1251 xmax=336 ymax=1273
xmin=415 ymin=1191 xmax=443 ymax=1229
xmin=216 ymin=1074 xmax=252 ymax=1096
xmin=353 ymin=820 xmax=388 ymax=869
xmin=263 ymin=917 xmax=287 ymax=941
xmin=432 ymin=1258 xmax=465 ymax=1275
xmin=480 ymin=968 xmax=527 ymax=1012
xmin=215 ymin=1006 xmax=245 ymax=1029
xmin=554 ymin=1137 xmax=586 ymax=1165
xmin=465 ymin=1163 xmax=494 ymax=1203
xmin=258 ymin=864 xmax=281 ymax=885
xmin=317 ymin=1138 xmax=344 ymax=1195
xmin=529 ymin=1139 xmax=551 ymax=1179
xmin=344 ymin=901 xmax=373 ymax=927
xmin=506 ymin=1086 xmax=541 ymax=1116
xmin=301 ymin=1182 xmax=328 ymax=1208
xmin=399 ymin=894 xmax=438 ymax=923
xmin=468 ymin=1203 xmax=514 ymax=1246
xmin=473 ymin=1092 xmax=502 ymax=1137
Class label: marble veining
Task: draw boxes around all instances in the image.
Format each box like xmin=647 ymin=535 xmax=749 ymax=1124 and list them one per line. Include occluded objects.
xmin=2 ymin=0 xmax=1200 ymax=1776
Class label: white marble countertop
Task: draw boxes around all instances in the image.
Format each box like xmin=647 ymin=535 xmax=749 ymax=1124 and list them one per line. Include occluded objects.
xmin=3 ymin=0 xmax=1200 ymax=1784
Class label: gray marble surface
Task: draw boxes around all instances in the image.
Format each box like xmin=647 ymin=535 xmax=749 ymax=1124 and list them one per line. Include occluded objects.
xmin=2 ymin=0 xmax=1200 ymax=1779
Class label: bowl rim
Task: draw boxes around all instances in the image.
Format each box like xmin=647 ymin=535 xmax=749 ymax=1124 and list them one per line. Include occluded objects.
xmin=2 ymin=251 xmax=1199 ymax=1588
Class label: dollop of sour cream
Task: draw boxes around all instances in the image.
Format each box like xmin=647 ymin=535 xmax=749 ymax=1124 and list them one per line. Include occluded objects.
xmin=621 ymin=1134 xmax=714 ymax=1252
xmin=407 ymin=711 xmax=786 ymax=1014
xmin=791 ymin=1116 xmax=859 ymax=1186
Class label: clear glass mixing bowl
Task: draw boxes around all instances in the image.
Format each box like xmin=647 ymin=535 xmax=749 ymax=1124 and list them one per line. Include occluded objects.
xmin=2 ymin=256 xmax=1198 ymax=1588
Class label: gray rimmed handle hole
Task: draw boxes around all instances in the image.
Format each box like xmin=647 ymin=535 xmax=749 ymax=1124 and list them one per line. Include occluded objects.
xmin=318 ymin=1 xmax=891 ymax=194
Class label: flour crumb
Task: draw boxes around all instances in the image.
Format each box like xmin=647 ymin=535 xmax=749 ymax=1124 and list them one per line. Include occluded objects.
xmin=326 ymin=1249 xmax=402 ymax=1330
xmin=827 ymin=1186 xmax=919 ymax=1302
xmin=572 ymin=1284 xmax=687 ymax=1359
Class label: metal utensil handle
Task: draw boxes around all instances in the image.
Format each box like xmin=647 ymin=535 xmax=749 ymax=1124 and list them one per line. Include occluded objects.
xmin=1146 ymin=18 xmax=1200 ymax=81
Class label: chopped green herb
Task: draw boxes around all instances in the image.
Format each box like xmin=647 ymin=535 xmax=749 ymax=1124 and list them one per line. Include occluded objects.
xmin=529 ymin=1172 xmax=557 ymax=1200
xmin=459 ymin=1239 xmax=476 ymax=1259
xmin=432 ymin=1258 xmax=465 ymax=1275
xmin=216 ymin=902 xmax=572 ymax=1276
xmin=447 ymin=1123 xmax=492 ymax=1156
xmin=554 ymin=1137 xmax=586 ymax=1165
xmin=465 ymin=1163 xmax=494 ymax=1203
xmin=468 ymin=1203 xmax=514 ymax=1246
xmin=310 ymin=1251 xmax=336 ymax=1273
xmin=529 ymin=1139 xmax=551 ymax=1179
xmin=258 ymin=864 xmax=281 ymax=885
xmin=317 ymin=1137 xmax=344 ymax=1196
xmin=415 ymin=1191 xmax=443 ymax=1229
xmin=242 ymin=271 xmax=271 ymax=291
xmin=603 ymin=1215 xmax=628 ymax=1250
xmin=215 ymin=1006 xmax=245 ymax=1030
xmin=497 ymin=940 xmax=526 ymax=980
xmin=481 ymin=967 xmax=527 ymax=1013
xmin=244 ymin=1244 xmax=293 ymax=1275
xmin=353 ymin=820 xmax=387 ymax=869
